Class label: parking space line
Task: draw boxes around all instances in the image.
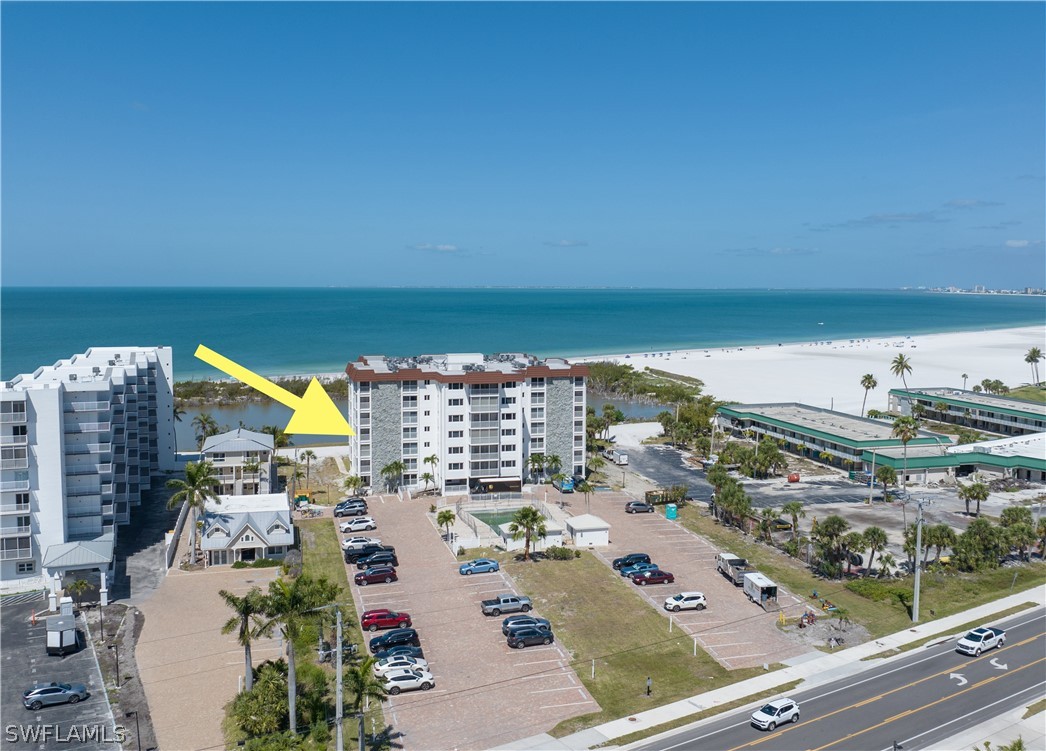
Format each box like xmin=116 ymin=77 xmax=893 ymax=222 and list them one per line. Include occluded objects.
xmin=529 ymin=685 xmax=581 ymax=694
xmin=539 ymin=699 xmax=597 ymax=709
xmin=520 ymin=672 xmax=573 ymax=680
xmin=514 ymin=658 xmax=565 ymax=665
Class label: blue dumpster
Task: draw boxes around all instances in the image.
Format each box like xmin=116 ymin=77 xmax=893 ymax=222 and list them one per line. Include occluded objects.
xmin=666 ymin=503 xmax=678 ymax=520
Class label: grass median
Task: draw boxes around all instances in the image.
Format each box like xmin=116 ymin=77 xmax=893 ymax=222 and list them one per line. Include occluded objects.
xmin=675 ymin=506 xmax=1046 ymax=639
xmin=504 ymin=551 xmax=774 ymax=738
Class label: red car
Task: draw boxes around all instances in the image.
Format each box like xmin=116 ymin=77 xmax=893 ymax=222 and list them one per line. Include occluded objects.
xmin=361 ymin=609 xmax=412 ymax=632
xmin=354 ymin=566 xmax=398 ymax=586
xmin=632 ymin=569 xmax=675 ymax=586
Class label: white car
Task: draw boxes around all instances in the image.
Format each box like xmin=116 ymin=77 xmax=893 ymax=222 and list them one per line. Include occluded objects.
xmin=341 ymin=535 xmax=381 ymax=550
xmin=663 ymin=592 xmax=707 ymax=612
xmin=956 ymin=626 xmax=1006 ymax=656
xmin=751 ymin=698 xmax=799 ymax=730
xmin=340 ymin=517 xmax=377 ymax=533
xmin=382 ymin=667 xmax=435 ymax=695
xmin=372 ymin=655 xmax=429 ymax=677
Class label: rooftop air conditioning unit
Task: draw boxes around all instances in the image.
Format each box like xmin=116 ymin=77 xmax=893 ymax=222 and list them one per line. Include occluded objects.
xmin=93 ymin=367 xmax=101 ymax=374
xmin=69 ymin=374 xmax=77 ymax=381
xmin=108 ymin=361 xmax=116 ymax=366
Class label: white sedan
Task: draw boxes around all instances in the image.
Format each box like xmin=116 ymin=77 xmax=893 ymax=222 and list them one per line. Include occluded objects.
xmin=372 ymin=655 xmax=429 ymax=677
xmin=342 ymin=535 xmax=381 ymax=550
xmin=340 ymin=516 xmax=377 ymax=533
xmin=663 ymin=592 xmax=707 ymax=612
xmin=382 ymin=667 xmax=435 ymax=695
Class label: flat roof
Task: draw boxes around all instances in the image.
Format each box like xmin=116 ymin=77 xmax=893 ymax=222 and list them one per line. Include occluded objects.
xmin=891 ymin=388 xmax=1046 ymax=418
xmin=952 ymin=432 xmax=1046 ymax=460
xmin=347 ymin=353 xmax=588 ymax=383
xmin=207 ymin=493 xmax=289 ymax=514
xmin=566 ymin=514 xmax=610 ymax=531
xmin=719 ymin=403 xmax=951 ymax=446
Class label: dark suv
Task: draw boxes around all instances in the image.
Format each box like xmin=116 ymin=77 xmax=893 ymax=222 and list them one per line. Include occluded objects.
xmin=344 ymin=544 xmax=395 ymax=564
xmin=356 ymin=551 xmax=399 ymax=569
xmin=369 ymin=628 xmax=420 ymax=654
xmin=612 ymin=552 xmax=651 ymax=570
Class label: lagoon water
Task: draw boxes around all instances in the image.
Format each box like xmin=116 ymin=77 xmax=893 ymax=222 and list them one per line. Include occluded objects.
xmin=4 ymin=287 xmax=1043 ymax=381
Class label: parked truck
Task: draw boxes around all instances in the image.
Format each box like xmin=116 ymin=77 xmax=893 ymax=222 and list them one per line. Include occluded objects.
xmin=603 ymin=448 xmax=629 ymax=465
xmin=481 ymin=593 xmax=533 ymax=616
xmin=716 ymin=552 xmax=752 ymax=586
xmin=743 ymin=572 xmax=779 ymax=610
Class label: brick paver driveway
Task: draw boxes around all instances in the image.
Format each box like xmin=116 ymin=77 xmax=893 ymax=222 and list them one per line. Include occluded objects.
xmin=583 ymin=490 xmax=809 ymax=670
xmin=137 ymin=566 xmax=282 ymax=751
xmin=342 ymin=494 xmax=596 ymax=751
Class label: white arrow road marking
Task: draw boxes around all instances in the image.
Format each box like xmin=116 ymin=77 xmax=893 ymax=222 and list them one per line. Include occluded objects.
xmin=949 ymin=673 xmax=968 ymax=686
xmin=990 ymin=657 xmax=1009 ymax=670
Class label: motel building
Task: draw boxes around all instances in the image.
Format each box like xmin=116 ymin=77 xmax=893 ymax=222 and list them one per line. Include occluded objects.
xmin=888 ymin=387 xmax=1046 ymax=437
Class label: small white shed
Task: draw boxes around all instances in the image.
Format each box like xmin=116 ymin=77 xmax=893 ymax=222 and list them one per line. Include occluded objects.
xmin=566 ymin=514 xmax=611 ymax=547
xmin=498 ymin=518 xmax=564 ymax=552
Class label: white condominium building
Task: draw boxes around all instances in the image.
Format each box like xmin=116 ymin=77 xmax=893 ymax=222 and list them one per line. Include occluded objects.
xmin=0 ymin=347 xmax=176 ymax=597
xmin=345 ymin=353 xmax=588 ymax=495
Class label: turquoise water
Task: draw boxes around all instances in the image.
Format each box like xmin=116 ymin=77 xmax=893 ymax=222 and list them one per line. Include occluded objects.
xmin=3 ymin=287 xmax=1043 ymax=381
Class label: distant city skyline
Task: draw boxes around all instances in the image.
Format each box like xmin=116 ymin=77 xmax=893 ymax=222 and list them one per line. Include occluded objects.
xmin=2 ymin=2 xmax=1043 ymax=289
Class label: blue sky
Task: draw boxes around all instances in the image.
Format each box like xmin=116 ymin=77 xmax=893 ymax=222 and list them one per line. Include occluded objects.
xmin=2 ymin=2 xmax=1043 ymax=289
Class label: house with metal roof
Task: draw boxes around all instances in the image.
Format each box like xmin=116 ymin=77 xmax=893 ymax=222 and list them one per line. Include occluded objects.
xmin=888 ymin=388 xmax=1046 ymax=436
xmin=715 ymin=403 xmax=953 ymax=478
xmin=200 ymin=493 xmax=294 ymax=566
xmin=201 ymin=428 xmax=276 ymax=495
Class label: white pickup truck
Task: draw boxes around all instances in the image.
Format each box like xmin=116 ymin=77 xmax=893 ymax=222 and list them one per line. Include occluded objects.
xmin=955 ymin=626 xmax=1006 ymax=656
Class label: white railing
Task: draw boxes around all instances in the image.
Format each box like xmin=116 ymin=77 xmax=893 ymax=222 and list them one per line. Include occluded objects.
xmin=0 ymin=458 xmax=29 ymax=470
xmin=0 ymin=434 xmax=28 ymax=446
xmin=0 ymin=527 xmax=32 ymax=538
xmin=0 ymin=412 xmax=27 ymax=424
xmin=0 ymin=480 xmax=30 ymax=492
xmin=64 ymin=401 xmax=111 ymax=412
xmin=64 ymin=422 xmax=111 ymax=433
xmin=0 ymin=546 xmax=33 ymax=561
xmin=0 ymin=504 xmax=30 ymax=514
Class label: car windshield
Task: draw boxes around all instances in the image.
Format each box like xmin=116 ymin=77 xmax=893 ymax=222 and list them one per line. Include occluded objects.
xmin=758 ymin=704 xmax=776 ymax=715
xmin=965 ymin=631 xmax=984 ymax=641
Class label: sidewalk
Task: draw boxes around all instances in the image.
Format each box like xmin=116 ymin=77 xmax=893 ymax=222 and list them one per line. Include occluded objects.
xmin=495 ymin=585 xmax=1046 ymax=750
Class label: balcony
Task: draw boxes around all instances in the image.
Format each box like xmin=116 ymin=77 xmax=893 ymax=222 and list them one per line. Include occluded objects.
xmin=64 ymin=401 xmax=111 ymax=413
xmin=0 ymin=546 xmax=33 ymax=561
xmin=0 ymin=480 xmax=30 ymax=492
xmin=64 ymin=422 xmax=111 ymax=434
xmin=1 ymin=434 xmax=28 ymax=447
xmin=66 ymin=442 xmax=112 ymax=455
xmin=67 ymin=506 xmax=102 ymax=519
xmin=67 ymin=488 xmax=102 ymax=500
xmin=67 ymin=530 xmax=103 ymax=542
xmin=65 ymin=463 xmax=114 ymax=476
xmin=0 ymin=526 xmax=32 ymax=538
xmin=0 ymin=411 xmax=27 ymax=424
xmin=0 ymin=457 xmax=29 ymax=471
xmin=0 ymin=503 xmax=30 ymax=515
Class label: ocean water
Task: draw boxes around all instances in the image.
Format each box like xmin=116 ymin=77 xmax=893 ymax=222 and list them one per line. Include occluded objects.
xmin=3 ymin=287 xmax=1043 ymax=382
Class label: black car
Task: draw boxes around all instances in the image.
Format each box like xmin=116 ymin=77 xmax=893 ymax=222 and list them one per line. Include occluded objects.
xmin=373 ymin=645 xmax=425 ymax=661
xmin=506 ymin=627 xmax=554 ymax=649
xmin=612 ymin=552 xmax=651 ymax=570
xmin=369 ymin=628 xmax=420 ymax=654
xmin=625 ymin=501 xmax=655 ymax=514
xmin=344 ymin=544 xmax=396 ymax=564
xmin=356 ymin=551 xmax=399 ymax=569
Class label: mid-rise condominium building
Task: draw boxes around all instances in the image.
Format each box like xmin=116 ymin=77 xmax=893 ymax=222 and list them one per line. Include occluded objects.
xmin=0 ymin=347 xmax=176 ymax=598
xmin=345 ymin=353 xmax=588 ymax=495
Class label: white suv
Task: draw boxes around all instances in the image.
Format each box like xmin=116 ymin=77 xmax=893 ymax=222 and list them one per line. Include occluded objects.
xmin=663 ymin=592 xmax=707 ymax=612
xmin=751 ymin=698 xmax=799 ymax=730
xmin=382 ymin=668 xmax=435 ymax=695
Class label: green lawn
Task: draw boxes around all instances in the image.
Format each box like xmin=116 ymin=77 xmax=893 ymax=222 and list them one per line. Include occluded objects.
xmin=1008 ymin=385 xmax=1046 ymax=403
xmin=503 ymin=552 xmax=772 ymax=738
xmin=675 ymin=506 xmax=1046 ymax=639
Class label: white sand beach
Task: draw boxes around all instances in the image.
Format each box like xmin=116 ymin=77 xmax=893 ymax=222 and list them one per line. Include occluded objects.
xmin=575 ymin=325 xmax=1045 ymax=414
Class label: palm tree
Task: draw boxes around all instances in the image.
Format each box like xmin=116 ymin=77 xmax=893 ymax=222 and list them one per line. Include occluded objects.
xmin=191 ymin=412 xmax=220 ymax=449
xmin=526 ymin=454 xmax=546 ymax=483
xmin=813 ymin=514 xmax=850 ymax=578
xmin=876 ymin=551 xmax=897 ymax=579
xmin=420 ymin=472 xmax=434 ymax=491
xmin=862 ymin=526 xmax=888 ymax=577
xmin=423 ymin=454 xmax=440 ymax=491
xmin=343 ymin=475 xmax=365 ymax=495
xmin=300 ymin=449 xmax=317 ymax=489
xmin=545 ymin=454 xmax=563 ymax=480
xmin=875 ymin=465 xmax=897 ymax=498
xmin=508 ymin=506 xmax=547 ymax=561
xmin=166 ymin=460 xmax=220 ymax=564
xmin=173 ymin=404 xmax=185 ymax=422
xmin=261 ymin=575 xmax=341 ymax=735
xmin=891 ymin=416 xmax=920 ymax=494
xmin=345 ymin=655 xmax=389 ymax=747
xmin=859 ymin=374 xmax=878 ymax=418
xmin=1025 ymin=347 xmax=1042 ymax=384
xmin=67 ymin=579 xmax=92 ymax=611
xmin=576 ymin=479 xmax=594 ymax=514
xmin=890 ymin=354 xmax=914 ymax=412
xmin=961 ymin=373 xmax=968 ymax=390
xmin=759 ymin=507 xmax=777 ymax=544
xmin=436 ymin=509 xmax=456 ymax=540
xmin=842 ymin=531 xmax=866 ymax=575
xmin=219 ymin=586 xmax=271 ymax=692
xmin=781 ymin=501 xmax=806 ymax=542
xmin=958 ymin=480 xmax=989 ymax=517
xmin=379 ymin=461 xmax=405 ymax=492
xmin=261 ymin=425 xmax=292 ymax=449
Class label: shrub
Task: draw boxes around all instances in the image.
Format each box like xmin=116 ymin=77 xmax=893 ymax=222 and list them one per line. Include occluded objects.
xmin=543 ymin=546 xmax=578 ymax=561
xmin=845 ymin=578 xmax=911 ymax=606
xmin=457 ymin=546 xmax=466 ymax=557
xmin=232 ymin=561 xmax=248 ymax=569
xmin=251 ymin=558 xmax=281 ymax=568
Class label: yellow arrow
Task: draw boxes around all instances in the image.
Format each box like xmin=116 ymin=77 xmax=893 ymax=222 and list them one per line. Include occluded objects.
xmin=194 ymin=345 xmax=354 ymax=437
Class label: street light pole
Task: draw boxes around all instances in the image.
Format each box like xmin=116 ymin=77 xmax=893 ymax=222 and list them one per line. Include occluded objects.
xmin=335 ymin=608 xmax=344 ymax=751
xmin=912 ymin=498 xmax=927 ymax=623
xmin=107 ymin=643 xmax=120 ymax=688
xmin=125 ymin=710 xmax=141 ymax=751
xmin=867 ymin=450 xmax=877 ymax=505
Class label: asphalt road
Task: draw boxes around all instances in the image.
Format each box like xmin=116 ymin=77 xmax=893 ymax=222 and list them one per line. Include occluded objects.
xmin=629 ymin=608 xmax=1046 ymax=751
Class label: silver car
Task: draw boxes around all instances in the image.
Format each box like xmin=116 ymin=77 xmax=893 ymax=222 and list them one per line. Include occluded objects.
xmin=22 ymin=682 xmax=88 ymax=710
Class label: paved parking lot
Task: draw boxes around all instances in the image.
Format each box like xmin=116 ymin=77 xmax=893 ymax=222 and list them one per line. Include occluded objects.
xmin=582 ymin=490 xmax=810 ymax=670
xmin=0 ymin=601 xmax=119 ymax=750
xmin=341 ymin=494 xmax=596 ymax=751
